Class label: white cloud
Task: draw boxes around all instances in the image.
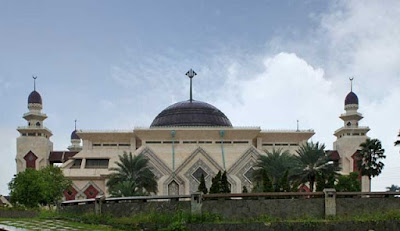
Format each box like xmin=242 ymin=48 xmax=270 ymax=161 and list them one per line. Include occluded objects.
xmin=215 ymin=52 xmax=341 ymax=150
xmin=0 ymin=128 xmax=17 ymax=195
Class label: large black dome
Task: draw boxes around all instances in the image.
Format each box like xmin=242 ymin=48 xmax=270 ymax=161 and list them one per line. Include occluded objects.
xmin=28 ymin=90 xmax=42 ymax=105
xmin=151 ymin=100 xmax=232 ymax=127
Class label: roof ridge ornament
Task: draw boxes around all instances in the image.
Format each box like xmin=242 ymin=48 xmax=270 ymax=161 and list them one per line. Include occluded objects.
xmin=185 ymin=69 xmax=197 ymax=102
xmin=32 ymin=75 xmax=37 ymax=91
xmin=349 ymin=77 xmax=354 ymax=92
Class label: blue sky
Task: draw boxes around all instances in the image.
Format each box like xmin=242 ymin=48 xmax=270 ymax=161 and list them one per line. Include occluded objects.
xmin=1 ymin=1 xmax=399 ymax=194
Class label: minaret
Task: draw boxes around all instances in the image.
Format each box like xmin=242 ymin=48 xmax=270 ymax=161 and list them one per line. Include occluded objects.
xmin=16 ymin=77 xmax=53 ymax=172
xmin=333 ymin=78 xmax=370 ymax=191
xmin=68 ymin=120 xmax=82 ymax=152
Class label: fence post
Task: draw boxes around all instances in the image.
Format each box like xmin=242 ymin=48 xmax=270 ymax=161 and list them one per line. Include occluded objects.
xmin=191 ymin=192 xmax=202 ymax=215
xmin=323 ymin=188 xmax=336 ymax=217
xmin=95 ymin=195 xmax=105 ymax=215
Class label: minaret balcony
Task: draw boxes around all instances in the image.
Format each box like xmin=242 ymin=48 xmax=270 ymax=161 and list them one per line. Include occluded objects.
xmin=339 ymin=112 xmax=363 ymax=121
xmin=334 ymin=126 xmax=370 ymax=138
xmin=23 ymin=112 xmax=48 ymax=121
xmin=17 ymin=126 xmax=53 ymax=137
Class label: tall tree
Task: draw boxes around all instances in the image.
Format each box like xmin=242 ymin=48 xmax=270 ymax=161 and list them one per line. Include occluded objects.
xmin=198 ymin=174 xmax=208 ymax=194
xmin=253 ymin=149 xmax=297 ymax=192
xmin=356 ymin=139 xmax=386 ymax=184
xmin=220 ymin=171 xmax=231 ymax=193
xmin=209 ymin=171 xmax=222 ymax=194
xmin=107 ymin=152 xmax=158 ymax=197
xmin=9 ymin=166 xmax=71 ymax=208
xmin=293 ymin=142 xmax=337 ymax=192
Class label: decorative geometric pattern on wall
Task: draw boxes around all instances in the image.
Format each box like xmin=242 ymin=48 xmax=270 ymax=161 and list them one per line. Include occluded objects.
xmin=184 ymin=159 xmax=216 ymax=193
xmin=64 ymin=186 xmax=78 ymax=201
xmin=84 ymin=185 xmax=99 ymax=199
xmin=244 ymin=167 xmax=255 ymax=183
xmin=24 ymin=151 xmax=38 ymax=169
xmin=192 ymin=167 xmax=208 ymax=182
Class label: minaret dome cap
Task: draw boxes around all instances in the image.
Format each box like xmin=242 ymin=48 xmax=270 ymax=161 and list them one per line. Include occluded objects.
xmin=28 ymin=90 xmax=42 ymax=105
xmin=71 ymin=130 xmax=80 ymax=140
xmin=345 ymin=91 xmax=359 ymax=105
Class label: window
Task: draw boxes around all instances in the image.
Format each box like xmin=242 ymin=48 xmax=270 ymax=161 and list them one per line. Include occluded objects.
xmin=233 ymin=141 xmax=249 ymax=144
xmin=93 ymin=144 xmax=101 ymax=147
xmin=103 ymin=143 xmax=117 ymax=147
xmin=216 ymin=141 xmax=232 ymax=144
xmin=71 ymin=159 xmax=82 ymax=168
xmin=28 ymin=133 xmax=36 ymax=136
xmin=262 ymin=143 xmax=274 ymax=146
xmin=36 ymin=122 xmax=41 ymax=127
xmin=85 ymin=159 xmax=109 ymax=168
xmin=244 ymin=167 xmax=255 ymax=182
xmin=198 ymin=141 xmax=212 ymax=144
xmin=290 ymin=143 xmax=298 ymax=146
xmin=192 ymin=167 xmax=207 ymax=182
xmin=183 ymin=141 xmax=197 ymax=144
xmin=119 ymin=144 xmax=131 ymax=147
xmin=145 ymin=141 xmax=162 ymax=144
xmin=347 ymin=122 xmax=351 ymax=127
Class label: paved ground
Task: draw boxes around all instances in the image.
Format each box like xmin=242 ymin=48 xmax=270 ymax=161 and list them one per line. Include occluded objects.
xmin=0 ymin=219 xmax=103 ymax=231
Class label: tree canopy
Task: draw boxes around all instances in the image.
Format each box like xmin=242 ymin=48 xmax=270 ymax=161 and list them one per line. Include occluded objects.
xmin=209 ymin=171 xmax=230 ymax=194
xmin=386 ymin=184 xmax=400 ymax=192
xmin=292 ymin=142 xmax=339 ymax=192
xmin=107 ymin=152 xmax=158 ymax=197
xmin=8 ymin=165 xmax=71 ymax=208
xmin=335 ymin=172 xmax=361 ymax=192
xmin=254 ymin=149 xmax=297 ymax=192
xmin=356 ymin=138 xmax=386 ymax=179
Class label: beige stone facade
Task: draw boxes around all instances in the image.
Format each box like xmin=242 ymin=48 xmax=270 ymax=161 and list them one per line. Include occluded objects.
xmin=16 ymin=82 xmax=371 ymax=199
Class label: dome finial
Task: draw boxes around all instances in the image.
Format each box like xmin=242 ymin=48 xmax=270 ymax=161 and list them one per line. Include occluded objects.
xmin=185 ymin=69 xmax=197 ymax=102
xmin=74 ymin=119 xmax=77 ymax=130
xmin=32 ymin=75 xmax=37 ymax=91
xmin=349 ymin=77 xmax=354 ymax=92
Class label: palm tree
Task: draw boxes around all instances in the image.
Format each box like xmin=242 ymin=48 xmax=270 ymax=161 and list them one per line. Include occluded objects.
xmin=107 ymin=152 xmax=158 ymax=197
xmin=293 ymin=142 xmax=337 ymax=192
xmin=253 ymin=149 xmax=297 ymax=192
xmin=386 ymin=184 xmax=400 ymax=192
xmin=356 ymin=138 xmax=386 ymax=184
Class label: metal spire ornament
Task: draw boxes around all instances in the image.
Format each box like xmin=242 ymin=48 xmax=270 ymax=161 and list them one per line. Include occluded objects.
xmin=185 ymin=69 xmax=197 ymax=102
xmin=32 ymin=76 xmax=37 ymax=91
xmin=349 ymin=77 xmax=354 ymax=92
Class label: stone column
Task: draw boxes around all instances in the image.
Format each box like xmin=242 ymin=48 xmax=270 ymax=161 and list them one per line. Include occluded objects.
xmin=191 ymin=192 xmax=202 ymax=215
xmin=323 ymin=188 xmax=336 ymax=217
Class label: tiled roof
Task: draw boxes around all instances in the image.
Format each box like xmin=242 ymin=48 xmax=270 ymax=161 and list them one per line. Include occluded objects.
xmin=49 ymin=151 xmax=78 ymax=163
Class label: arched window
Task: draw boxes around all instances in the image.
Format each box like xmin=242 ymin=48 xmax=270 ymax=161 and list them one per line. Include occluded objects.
xmin=347 ymin=122 xmax=351 ymax=127
xmin=36 ymin=122 xmax=41 ymax=127
xmin=168 ymin=181 xmax=179 ymax=195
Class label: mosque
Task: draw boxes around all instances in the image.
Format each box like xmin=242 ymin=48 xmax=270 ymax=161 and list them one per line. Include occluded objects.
xmin=16 ymin=72 xmax=370 ymax=200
